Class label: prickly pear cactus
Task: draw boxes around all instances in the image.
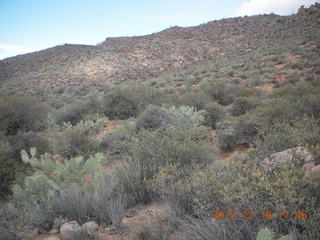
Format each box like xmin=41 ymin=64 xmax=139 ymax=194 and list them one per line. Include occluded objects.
xmin=14 ymin=148 xmax=106 ymax=206
xmin=169 ymin=105 xmax=204 ymax=126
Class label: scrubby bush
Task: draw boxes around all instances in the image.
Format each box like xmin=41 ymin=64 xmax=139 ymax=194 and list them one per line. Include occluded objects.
xmin=126 ymin=126 xmax=212 ymax=180
xmin=0 ymin=136 xmax=16 ymax=190
xmin=0 ymin=96 xmax=49 ymax=135
xmin=103 ymin=85 xmax=164 ymax=120
xmin=135 ymin=106 xmax=182 ymax=131
xmin=287 ymin=73 xmax=300 ymax=84
xmin=48 ymin=116 xmax=107 ymax=158
xmin=221 ymin=82 xmax=320 ymax=148
xmin=231 ymin=97 xmax=253 ymax=116
xmin=270 ymin=81 xmax=320 ymax=119
xmin=117 ymin=126 xmax=213 ymax=204
xmin=8 ymin=131 xmax=50 ymax=159
xmin=170 ymin=151 xmax=320 ymax=239
xmin=49 ymin=177 xmax=126 ymax=226
xmin=177 ymin=212 xmax=247 ymax=240
xmin=0 ymin=214 xmax=18 ymax=240
xmin=216 ymin=119 xmax=239 ymax=151
xmin=254 ymin=117 xmax=320 ymax=158
xmin=135 ymin=105 xmax=204 ymax=131
xmin=200 ymin=82 xmax=239 ymax=105
xmin=203 ymin=102 xmax=226 ymax=129
xmin=231 ymin=92 xmax=264 ymax=116
xmin=55 ymin=95 xmax=103 ymax=125
xmin=180 ymin=92 xmax=206 ymax=110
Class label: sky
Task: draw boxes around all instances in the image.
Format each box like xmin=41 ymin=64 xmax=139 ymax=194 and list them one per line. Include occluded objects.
xmin=0 ymin=0 xmax=318 ymax=60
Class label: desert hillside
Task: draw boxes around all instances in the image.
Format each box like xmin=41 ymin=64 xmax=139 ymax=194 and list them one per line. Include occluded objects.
xmin=0 ymin=4 xmax=319 ymax=105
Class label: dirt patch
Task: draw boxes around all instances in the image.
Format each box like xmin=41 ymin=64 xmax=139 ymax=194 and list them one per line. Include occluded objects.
xmin=211 ymin=130 xmax=218 ymax=140
xmin=255 ymin=83 xmax=273 ymax=92
xmin=97 ymin=121 xmax=122 ymax=137
xmin=274 ymin=63 xmax=286 ymax=70
xmin=32 ymin=233 xmax=60 ymax=240
xmin=273 ymin=73 xmax=287 ymax=84
xmin=219 ymin=144 xmax=249 ymax=162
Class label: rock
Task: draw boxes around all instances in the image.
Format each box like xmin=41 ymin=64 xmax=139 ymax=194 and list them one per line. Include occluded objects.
xmin=305 ymin=165 xmax=320 ymax=178
xmin=263 ymin=147 xmax=315 ymax=171
xmin=81 ymin=221 xmax=99 ymax=236
xmin=197 ymin=109 xmax=207 ymax=116
xmin=49 ymin=229 xmax=59 ymax=234
xmin=311 ymin=165 xmax=320 ymax=174
xmin=60 ymin=221 xmax=82 ymax=240
xmin=104 ymin=226 xmax=118 ymax=235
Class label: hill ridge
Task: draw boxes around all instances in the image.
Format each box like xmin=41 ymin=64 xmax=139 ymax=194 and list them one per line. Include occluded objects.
xmin=0 ymin=3 xmax=319 ymax=105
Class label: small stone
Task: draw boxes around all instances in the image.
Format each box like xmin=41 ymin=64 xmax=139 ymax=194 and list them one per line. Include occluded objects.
xmin=49 ymin=229 xmax=59 ymax=234
xmin=60 ymin=221 xmax=82 ymax=240
xmin=81 ymin=221 xmax=99 ymax=236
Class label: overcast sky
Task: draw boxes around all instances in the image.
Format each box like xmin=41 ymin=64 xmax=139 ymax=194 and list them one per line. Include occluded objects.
xmin=0 ymin=0 xmax=318 ymax=60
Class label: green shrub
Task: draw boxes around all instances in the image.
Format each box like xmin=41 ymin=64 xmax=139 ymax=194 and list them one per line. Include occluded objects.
xmin=177 ymin=213 xmax=246 ymax=240
xmin=171 ymin=151 xmax=320 ymax=239
xmin=136 ymin=106 xmax=181 ymax=131
xmin=254 ymin=117 xmax=320 ymax=158
xmin=0 ymin=96 xmax=49 ymax=135
xmin=0 ymin=136 xmax=16 ymax=189
xmin=199 ymin=82 xmax=239 ymax=105
xmin=270 ymin=82 xmax=320 ymax=119
xmin=235 ymin=113 xmax=259 ymax=144
xmin=55 ymin=95 xmax=103 ymax=125
xmin=104 ymin=120 xmax=136 ymax=154
xmin=180 ymin=92 xmax=206 ymax=110
xmin=8 ymin=131 xmax=50 ymax=159
xmin=0 ymin=214 xmax=18 ymax=240
xmin=216 ymin=119 xmax=239 ymax=151
xmin=203 ymin=102 xmax=226 ymax=129
xmin=118 ymin=126 xmax=213 ymax=203
xmin=126 ymin=126 xmax=212 ymax=181
xmin=287 ymin=73 xmax=300 ymax=84
xmin=103 ymin=85 xmax=164 ymax=120
xmin=48 ymin=116 xmax=107 ymax=158
xmin=135 ymin=105 xmax=204 ymax=131
xmin=231 ymin=94 xmax=263 ymax=116
xmin=49 ymin=178 xmax=126 ymax=226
